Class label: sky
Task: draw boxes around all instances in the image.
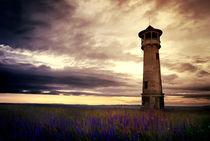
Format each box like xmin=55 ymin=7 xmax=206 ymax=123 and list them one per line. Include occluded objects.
xmin=0 ymin=0 xmax=210 ymax=106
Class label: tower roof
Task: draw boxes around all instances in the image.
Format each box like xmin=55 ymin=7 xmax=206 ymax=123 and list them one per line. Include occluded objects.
xmin=138 ymin=25 xmax=162 ymax=38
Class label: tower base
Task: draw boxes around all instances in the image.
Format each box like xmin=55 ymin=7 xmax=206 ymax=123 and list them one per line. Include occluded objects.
xmin=141 ymin=93 xmax=164 ymax=109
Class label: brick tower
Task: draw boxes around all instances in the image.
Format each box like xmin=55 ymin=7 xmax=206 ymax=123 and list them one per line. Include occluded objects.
xmin=138 ymin=25 xmax=164 ymax=109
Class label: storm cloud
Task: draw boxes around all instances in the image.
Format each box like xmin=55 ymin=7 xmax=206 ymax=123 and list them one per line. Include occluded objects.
xmin=0 ymin=0 xmax=75 ymax=47
xmin=0 ymin=62 xmax=129 ymax=94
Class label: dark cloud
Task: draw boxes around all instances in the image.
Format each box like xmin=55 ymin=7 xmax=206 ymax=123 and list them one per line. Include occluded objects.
xmin=114 ymin=0 xmax=130 ymax=6
xmin=183 ymin=94 xmax=210 ymax=100
xmin=162 ymin=74 xmax=178 ymax=85
xmin=179 ymin=63 xmax=198 ymax=72
xmin=147 ymin=0 xmax=210 ymax=19
xmin=0 ymin=62 xmax=127 ymax=94
xmin=162 ymin=61 xmax=198 ymax=72
xmin=62 ymin=92 xmax=138 ymax=97
xmin=194 ymin=59 xmax=208 ymax=64
xmin=166 ymin=93 xmax=210 ymax=100
xmin=0 ymin=51 xmax=4 ymax=56
xmin=168 ymin=84 xmax=210 ymax=92
xmin=163 ymin=74 xmax=178 ymax=81
xmin=0 ymin=0 xmax=75 ymax=47
xmin=197 ymin=70 xmax=210 ymax=77
xmin=185 ymin=85 xmax=210 ymax=91
xmin=177 ymin=0 xmax=210 ymax=19
xmin=192 ymin=56 xmax=210 ymax=64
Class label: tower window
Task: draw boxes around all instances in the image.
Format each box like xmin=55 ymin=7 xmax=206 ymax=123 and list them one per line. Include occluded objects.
xmin=152 ymin=32 xmax=157 ymax=39
xmin=156 ymin=53 xmax=159 ymax=60
xmin=145 ymin=33 xmax=151 ymax=39
xmin=144 ymin=81 xmax=148 ymax=89
xmin=141 ymin=35 xmax=144 ymax=39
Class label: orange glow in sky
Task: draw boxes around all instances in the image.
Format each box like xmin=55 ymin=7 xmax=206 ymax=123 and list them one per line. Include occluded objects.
xmin=0 ymin=94 xmax=209 ymax=106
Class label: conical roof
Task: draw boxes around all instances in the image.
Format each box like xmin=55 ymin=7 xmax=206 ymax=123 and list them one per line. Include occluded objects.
xmin=138 ymin=25 xmax=162 ymax=38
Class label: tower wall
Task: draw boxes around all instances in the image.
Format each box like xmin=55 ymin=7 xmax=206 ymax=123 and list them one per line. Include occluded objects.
xmin=143 ymin=45 xmax=162 ymax=94
xmin=142 ymin=44 xmax=164 ymax=109
xmin=138 ymin=25 xmax=164 ymax=109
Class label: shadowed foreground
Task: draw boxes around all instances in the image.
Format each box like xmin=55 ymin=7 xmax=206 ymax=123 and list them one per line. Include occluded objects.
xmin=0 ymin=104 xmax=209 ymax=141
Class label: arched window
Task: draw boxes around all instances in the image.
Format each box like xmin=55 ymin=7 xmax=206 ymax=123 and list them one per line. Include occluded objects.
xmin=141 ymin=35 xmax=144 ymax=40
xmin=145 ymin=32 xmax=151 ymax=39
xmin=152 ymin=32 xmax=157 ymax=39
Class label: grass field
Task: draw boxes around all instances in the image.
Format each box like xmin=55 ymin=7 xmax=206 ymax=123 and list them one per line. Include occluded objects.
xmin=0 ymin=104 xmax=209 ymax=141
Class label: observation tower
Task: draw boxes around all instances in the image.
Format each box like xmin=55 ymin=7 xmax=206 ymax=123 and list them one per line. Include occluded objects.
xmin=138 ymin=25 xmax=164 ymax=109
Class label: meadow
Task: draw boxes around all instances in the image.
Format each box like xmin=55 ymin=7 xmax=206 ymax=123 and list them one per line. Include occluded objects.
xmin=0 ymin=104 xmax=209 ymax=141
